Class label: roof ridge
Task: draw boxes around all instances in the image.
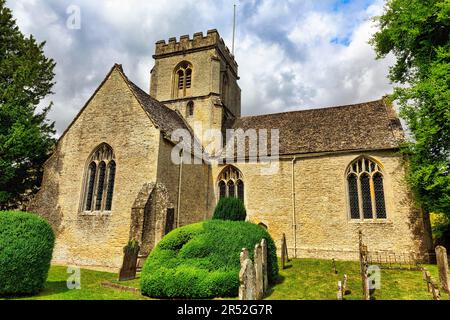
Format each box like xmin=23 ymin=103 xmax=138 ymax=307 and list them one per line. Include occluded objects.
xmin=238 ymin=99 xmax=385 ymax=120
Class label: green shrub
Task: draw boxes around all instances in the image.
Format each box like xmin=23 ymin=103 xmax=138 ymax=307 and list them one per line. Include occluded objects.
xmin=0 ymin=211 xmax=55 ymax=296
xmin=213 ymin=197 xmax=247 ymax=221
xmin=141 ymin=220 xmax=278 ymax=299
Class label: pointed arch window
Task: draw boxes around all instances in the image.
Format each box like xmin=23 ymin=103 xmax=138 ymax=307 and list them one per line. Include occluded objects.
xmin=173 ymin=61 xmax=193 ymax=98
xmin=346 ymin=157 xmax=387 ymax=220
xmin=82 ymin=144 xmax=116 ymax=213
xmin=217 ymin=166 xmax=244 ymax=202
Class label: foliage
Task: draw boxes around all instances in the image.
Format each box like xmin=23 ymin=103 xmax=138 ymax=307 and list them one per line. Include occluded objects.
xmin=0 ymin=0 xmax=56 ymax=209
xmin=0 ymin=211 xmax=55 ymax=296
xmin=370 ymin=0 xmax=450 ymax=215
xmin=212 ymin=197 xmax=247 ymax=221
xmin=123 ymin=240 xmax=140 ymax=255
xmin=430 ymin=212 xmax=450 ymax=246
xmin=140 ymin=220 xmax=278 ymax=299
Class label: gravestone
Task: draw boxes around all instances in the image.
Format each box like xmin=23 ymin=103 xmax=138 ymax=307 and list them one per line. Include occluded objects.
xmin=261 ymin=239 xmax=268 ymax=292
xmin=239 ymin=256 xmax=256 ymax=300
xmin=281 ymin=233 xmax=289 ymax=269
xmin=435 ymin=246 xmax=449 ymax=294
xmin=337 ymin=281 xmax=343 ymax=300
xmin=254 ymin=243 xmax=264 ymax=300
xmin=118 ymin=241 xmax=140 ymax=281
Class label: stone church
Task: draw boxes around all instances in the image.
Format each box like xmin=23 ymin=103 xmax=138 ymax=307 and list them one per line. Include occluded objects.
xmin=30 ymin=29 xmax=432 ymax=271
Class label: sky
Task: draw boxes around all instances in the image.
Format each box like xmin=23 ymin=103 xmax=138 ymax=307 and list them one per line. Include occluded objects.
xmin=6 ymin=0 xmax=395 ymax=136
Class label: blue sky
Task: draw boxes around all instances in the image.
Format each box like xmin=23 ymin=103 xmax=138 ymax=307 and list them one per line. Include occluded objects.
xmin=7 ymin=0 xmax=394 ymax=135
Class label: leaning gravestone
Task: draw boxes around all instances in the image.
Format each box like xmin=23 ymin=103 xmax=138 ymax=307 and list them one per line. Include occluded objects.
xmin=261 ymin=239 xmax=268 ymax=292
xmin=119 ymin=241 xmax=140 ymax=281
xmin=254 ymin=243 xmax=264 ymax=300
xmin=239 ymin=255 xmax=256 ymax=300
xmin=435 ymin=246 xmax=449 ymax=294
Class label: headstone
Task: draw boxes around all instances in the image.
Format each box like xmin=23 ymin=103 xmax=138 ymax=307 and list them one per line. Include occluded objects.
xmin=332 ymin=258 xmax=337 ymax=274
xmin=342 ymin=274 xmax=348 ymax=294
xmin=423 ymin=270 xmax=432 ymax=293
xmin=118 ymin=241 xmax=140 ymax=281
xmin=261 ymin=239 xmax=269 ymax=292
xmin=240 ymin=248 xmax=249 ymax=265
xmin=435 ymin=246 xmax=449 ymax=294
xmin=239 ymin=258 xmax=256 ymax=300
xmin=254 ymin=243 xmax=264 ymax=300
xmin=337 ymin=281 xmax=343 ymax=300
xmin=281 ymin=235 xmax=286 ymax=270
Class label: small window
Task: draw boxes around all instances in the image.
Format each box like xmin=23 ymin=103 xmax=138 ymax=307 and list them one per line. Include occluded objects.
xmin=173 ymin=61 xmax=193 ymax=98
xmin=187 ymin=101 xmax=194 ymax=117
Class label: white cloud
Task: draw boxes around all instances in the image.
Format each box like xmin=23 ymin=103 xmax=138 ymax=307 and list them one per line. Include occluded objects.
xmin=5 ymin=0 xmax=394 ymax=135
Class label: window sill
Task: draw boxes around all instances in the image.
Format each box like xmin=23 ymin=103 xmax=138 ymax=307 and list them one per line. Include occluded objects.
xmin=348 ymin=219 xmax=392 ymax=225
xmin=80 ymin=211 xmax=112 ymax=217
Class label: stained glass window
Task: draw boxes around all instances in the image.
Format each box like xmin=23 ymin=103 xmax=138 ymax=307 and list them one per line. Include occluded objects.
xmin=95 ymin=162 xmax=106 ymax=211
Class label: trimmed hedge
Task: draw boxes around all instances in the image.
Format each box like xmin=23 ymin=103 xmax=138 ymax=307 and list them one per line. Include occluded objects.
xmin=213 ymin=197 xmax=247 ymax=221
xmin=140 ymin=220 xmax=278 ymax=299
xmin=0 ymin=211 xmax=55 ymax=296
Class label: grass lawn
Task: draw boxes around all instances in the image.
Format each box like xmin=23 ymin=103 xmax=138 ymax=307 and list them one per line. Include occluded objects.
xmin=266 ymin=258 xmax=448 ymax=300
xmin=2 ymin=266 xmax=149 ymax=300
xmin=2 ymin=259 xmax=447 ymax=300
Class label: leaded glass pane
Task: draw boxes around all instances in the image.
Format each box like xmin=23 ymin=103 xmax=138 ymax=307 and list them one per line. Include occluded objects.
xmin=105 ymin=161 xmax=116 ymax=211
xmin=361 ymin=174 xmax=373 ymax=219
xmin=228 ymin=181 xmax=235 ymax=198
xmin=373 ymin=173 xmax=387 ymax=219
xmin=85 ymin=162 xmax=96 ymax=211
xmin=237 ymin=180 xmax=244 ymax=201
xmin=348 ymin=174 xmax=360 ymax=219
xmin=219 ymin=181 xmax=226 ymax=199
xmin=95 ymin=162 xmax=106 ymax=211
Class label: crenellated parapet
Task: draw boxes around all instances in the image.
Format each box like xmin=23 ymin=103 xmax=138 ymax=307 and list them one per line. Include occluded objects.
xmin=154 ymin=29 xmax=238 ymax=74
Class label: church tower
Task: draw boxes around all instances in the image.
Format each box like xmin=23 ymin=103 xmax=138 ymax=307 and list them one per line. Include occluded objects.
xmin=149 ymin=29 xmax=241 ymax=146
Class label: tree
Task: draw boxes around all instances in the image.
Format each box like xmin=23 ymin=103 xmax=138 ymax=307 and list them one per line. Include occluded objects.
xmin=371 ymin=0 xmax=450 ymax=215
xmin=0 ymin=0 xmax=56 ymax=209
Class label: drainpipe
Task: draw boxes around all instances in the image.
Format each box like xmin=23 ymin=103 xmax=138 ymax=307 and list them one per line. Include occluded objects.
xmin=291 ymin=156 xmax=298 ymax=258
xmin=177 ymin=150 xmax=183 ymax=228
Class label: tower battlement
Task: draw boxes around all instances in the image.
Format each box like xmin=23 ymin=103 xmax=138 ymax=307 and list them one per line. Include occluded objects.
xmin=154 ymin=29 xmax=238 ymax=74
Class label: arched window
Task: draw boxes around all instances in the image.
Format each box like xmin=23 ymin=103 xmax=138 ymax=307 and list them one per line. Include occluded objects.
xmin=346 ymin=157 xmax=387 ymax=220
xmin=217 ymin=166 xmax=244 ymax=202
xmin=187 ymin=101 xmax=194 ymax=117
xmin=173 ymin=61 xmax=193 ymax=98
xmin=82 ymin=143 xmax=116 ymax=212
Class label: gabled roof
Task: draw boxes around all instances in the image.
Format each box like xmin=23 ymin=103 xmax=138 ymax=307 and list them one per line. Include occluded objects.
xmin=227 ymin=99 xmax=403 ymax=156
xmin=58 ymin=64 xmax=202 ymax=156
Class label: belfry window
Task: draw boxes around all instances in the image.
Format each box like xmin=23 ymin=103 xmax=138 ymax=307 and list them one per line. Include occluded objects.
xmin=82 ymin=143 xmax=116 ymax=212
xmin=346 ymin=157 xmax=387 ymax=220
xmin=174 ymin=61 xmax=193 ymax=98
xmin=217 ymin=166 xmax=244 ymax=202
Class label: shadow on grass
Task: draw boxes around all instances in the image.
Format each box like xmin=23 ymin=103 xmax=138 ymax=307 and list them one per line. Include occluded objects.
xmin=264 ymin=274 xmax=286 ymax=299
xmin=36 ymin=281 xmax=70 ymax=298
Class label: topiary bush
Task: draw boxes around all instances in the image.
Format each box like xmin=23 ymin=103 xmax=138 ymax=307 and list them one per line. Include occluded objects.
xmin=140 ymin=219 xmax=278 ymax=299
xmin=213 ymin=197 xmax=247 ymax=221
xmin=0 ymin=211 xmax=55 ymax=296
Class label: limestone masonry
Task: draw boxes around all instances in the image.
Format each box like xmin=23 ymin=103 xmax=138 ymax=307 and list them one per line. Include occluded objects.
xmin=29 ymin=29 xmax=433 ymax=271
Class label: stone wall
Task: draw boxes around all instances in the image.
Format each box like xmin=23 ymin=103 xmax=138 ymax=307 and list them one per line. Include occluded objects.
xmin=29 ymin=68 xmax=162 ymax=271
xmin=212 ymin=150 xmax=432 ymax=261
